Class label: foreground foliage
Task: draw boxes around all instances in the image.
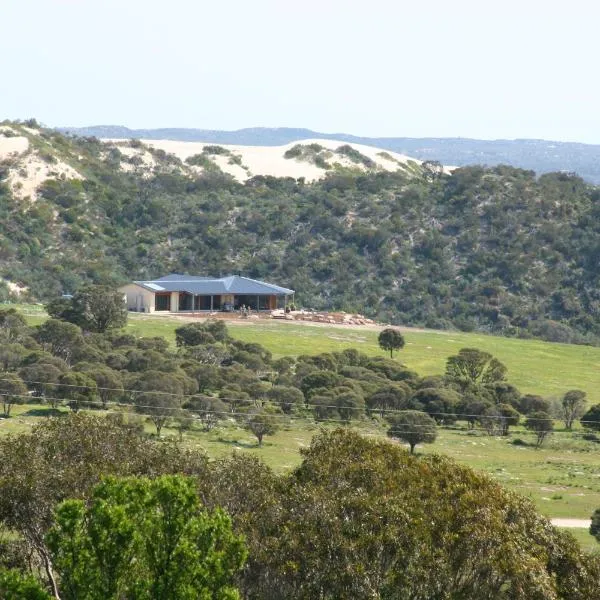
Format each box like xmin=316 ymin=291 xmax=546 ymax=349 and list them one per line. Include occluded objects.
xmin=47 ymin=475 xmax=246 ymax=600
xmin=2 ymin=416 xmax=598 ymax=598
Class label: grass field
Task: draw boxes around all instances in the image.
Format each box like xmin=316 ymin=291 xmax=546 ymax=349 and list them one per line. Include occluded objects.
xmin=7 ymin=306 xmax=600 ymax=537
xmin=109 ymin=312 xmax=600 ymax=405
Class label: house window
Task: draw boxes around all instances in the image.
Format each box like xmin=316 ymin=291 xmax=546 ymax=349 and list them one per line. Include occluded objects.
xmin=155 ymin=294 xmax=171 ymax=311
xmin=179 ymin=293 xmax=193 ymax=311
xmin=194 ymin=296 xmax=212 ymax=310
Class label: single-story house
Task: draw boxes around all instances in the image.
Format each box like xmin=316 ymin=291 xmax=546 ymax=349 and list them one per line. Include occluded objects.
xmin=120 ymin=274 xmax=295 ymax=313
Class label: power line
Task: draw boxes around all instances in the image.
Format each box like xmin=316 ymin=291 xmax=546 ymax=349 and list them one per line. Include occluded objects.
xmin=1 ymin=393 xmax=595 ymax=438
xmin=0 ymin=377 xmax=573 ymax=424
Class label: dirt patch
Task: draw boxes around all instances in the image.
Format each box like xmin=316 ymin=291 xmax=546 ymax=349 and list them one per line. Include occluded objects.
xmin=551 ymin=518 xmax=591 ymax=528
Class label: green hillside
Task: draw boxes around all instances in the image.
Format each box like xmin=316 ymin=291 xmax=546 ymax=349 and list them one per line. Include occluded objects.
xmin=3 ymin=121 xmax=600 ymax=344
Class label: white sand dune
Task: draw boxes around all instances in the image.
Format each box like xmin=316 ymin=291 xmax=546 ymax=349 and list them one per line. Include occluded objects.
xmin=130 ymin=138 xmax=434 ymax=182
xmin=0 ymin=134 xmax=29 ymax=158
xmin=0 ymin=126 xmax=84 ymax=200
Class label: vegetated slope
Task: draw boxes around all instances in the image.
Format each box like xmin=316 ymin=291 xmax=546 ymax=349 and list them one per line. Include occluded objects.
xmin=3 ymin=121 xmax=600 ymax=344
xmin=61 ymin=124 xmax=600 ymax=184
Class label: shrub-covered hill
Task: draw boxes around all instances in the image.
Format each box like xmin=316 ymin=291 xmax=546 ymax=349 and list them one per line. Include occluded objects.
xmin=3 ymin=121 xmax=600 ymax=343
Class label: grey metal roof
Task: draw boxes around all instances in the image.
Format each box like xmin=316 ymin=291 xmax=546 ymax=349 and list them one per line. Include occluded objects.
xmin=133 ymin=274 xmax=294 ymax=296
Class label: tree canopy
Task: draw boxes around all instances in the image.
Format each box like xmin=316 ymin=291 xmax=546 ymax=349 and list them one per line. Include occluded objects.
xmin=386 ymin=409 xmax=437 ymax=453
xmin=377 ymin=328 xmax=405 ymax=358
xmin=46 ymin=475 xmax=246 ymax=600
xmin=46 ymin=285 xmax=127 ymax=333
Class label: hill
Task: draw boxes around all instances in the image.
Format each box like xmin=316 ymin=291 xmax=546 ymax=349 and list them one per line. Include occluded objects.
xmin=3 ymin=120 xmax=600 ymax=344
xmin=60 ymin=124 xmax=600 ymax=184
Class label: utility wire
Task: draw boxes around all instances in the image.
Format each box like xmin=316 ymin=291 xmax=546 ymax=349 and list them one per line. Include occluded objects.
xmin=1 ymin=393 xmax=594 ymax=437
xmin=0 ymin=377 xmax=571 ymax=423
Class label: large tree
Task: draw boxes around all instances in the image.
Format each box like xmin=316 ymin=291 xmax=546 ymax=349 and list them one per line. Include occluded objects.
xmin=377 ymin=328 xmax=405 ymax=358
xmin=0 ymin=414 xmax=209 ymax=594
xmin=47 ymin=285 xmax=127 ymax=333
xmin=230 ymin=428 xmax=600 ymax=599
xmin=525 ymin=411 xmax=554 ymax=447
xmin=47 ymin=475 xmax=246 ymax=600
xmin=35 ymin=319 xmax=83 ymax=364
xmin=561 ymin=389 xmax=586 ymax=430
xmin=244 ymin=405 xmax=281 ymax=446
xmin=0 ymin=372 xmax=27 ymax=417
xmin=445 ymin=347 xmax=507 ymax=389
xmin=386 ymin=410 xmax=437 ymax=454
xmin=134 ymin=371 xmax=185 ymax=436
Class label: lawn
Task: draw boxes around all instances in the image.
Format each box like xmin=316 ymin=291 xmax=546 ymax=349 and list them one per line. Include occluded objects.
xmin=114 ymin=312 xmax=600 ymax=404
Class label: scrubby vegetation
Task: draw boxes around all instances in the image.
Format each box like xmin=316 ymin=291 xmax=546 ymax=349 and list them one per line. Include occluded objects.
xmin=4 ymin=122 xmax=600 ymax=344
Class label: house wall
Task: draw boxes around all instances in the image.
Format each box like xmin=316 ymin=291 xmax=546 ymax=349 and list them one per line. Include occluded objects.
xmin=119 ymin=284 xmax=156 ymax=313
xmin=170 ymin=291 xmax=179 ymax=312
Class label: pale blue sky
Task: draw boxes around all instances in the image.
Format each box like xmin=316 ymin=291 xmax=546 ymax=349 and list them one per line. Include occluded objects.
xmin=1 ymin=0 xmax=597 ymax=142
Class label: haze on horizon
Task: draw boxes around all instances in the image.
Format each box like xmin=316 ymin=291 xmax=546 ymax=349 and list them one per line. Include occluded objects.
xmin=1 ymin=0 xmax=598 ymax=144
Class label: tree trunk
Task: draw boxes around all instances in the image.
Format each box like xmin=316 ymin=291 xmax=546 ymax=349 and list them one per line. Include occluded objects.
xmin=257 ymin=433 xmax=263 ymax=446
xmin=390 ymin=348 xmax=393 ymax=359
xmin=409 ymin=443 xmax=415 ymax=454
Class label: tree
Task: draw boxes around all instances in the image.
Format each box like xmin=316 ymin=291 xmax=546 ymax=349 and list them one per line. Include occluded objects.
xmin=525 ymin=411 xmax=554 ymax=447
xmin=185 ymin=395 xmax=227 ymax=431
xmin=445 ymin=348 xmax=507 ymax=389
xmin=366 ymin=384 xmax=408 ymax=416
xmin=300 ymin=370 xmax=340 ymax=400
xmin=519 ymin=394 xmax=551 ymax=415
xmin=386 ymin=410 xmax=437 ymax=454
xmin=35 ymin=319 xmax=83 ymax=364
xmin=377 ymin=328 xmax=405 ymax=358
xmin=74 ymin=364 xmax=123 ymax=410
xmin=0 ymin=308 xmax=31 ymax=344
xmin=239 ymin=428 xmax=596 ymax=599
xmin=0 ymin=373 xmax=27 ymax=417
xmin=46 ymin=475 xmax=246 ymax=600
xmin=496 ymin=403 xmax=520 ymax=436
xmin=0 ymin=569 xmax=51 ymax=600
xmin=590 ymin=507 xmax=600 ymax=542
xmin=244 ymin=406 xmax=281 ymax=446
xmin=57 ymin=371 xmax=98 ymax=412
xmin=19 ymin=363 xmax=62 ymax=405
xmin=410 ymin=387 xmax=460 ymax=424
xmin=562 ymin=389 xmax=586 ymax=430
xmin=581 ymin=404 xmax=600 ymax=431
xmin=175 ymin=322 xmax=216 ymax=347
xmin=0 ymin=414 xmax=209 ymax=594
xmin=134 ymin=371 xmax=184 ymax=436
xmin=47 ymin=285 xmax=127 ymax=333
xmin=334 ymin=390 xmax=364 ymax=422
xmin=267 ymin=385 xmax=304 ymax=414
xmin=311 ymin=394 xmax=338 ymax=421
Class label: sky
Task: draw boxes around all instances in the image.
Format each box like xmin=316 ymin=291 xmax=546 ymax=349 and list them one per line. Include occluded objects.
xmin=1 ymin=0 xmax=598 ymax=142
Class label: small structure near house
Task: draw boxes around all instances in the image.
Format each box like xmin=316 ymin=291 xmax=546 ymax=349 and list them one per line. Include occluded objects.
xmin=120 ymin=274 xmax=294 ymax=314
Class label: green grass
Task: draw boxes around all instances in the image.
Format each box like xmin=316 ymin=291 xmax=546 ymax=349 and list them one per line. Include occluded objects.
xmin=114 ymin=313 xmax=600 ymax=404
xmin=561 ymin=527 xmax=598 ymax=553
xmin=422 ymin=427 xmax=600 ymax=519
